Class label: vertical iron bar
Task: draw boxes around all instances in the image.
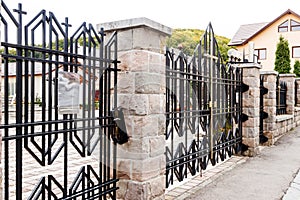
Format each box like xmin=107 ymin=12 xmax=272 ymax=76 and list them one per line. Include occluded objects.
xmin=112 ymin=32 xmax=118 ymax=200
xmin=48 ymin=13 xmax=53 ymax=165
xmin=179 ymin=55 xmax=185 ymax=179
xmin=209 ymin=28 xmax=214 ymax=163
xmin=62 ymin=17 xmax=71 ymax=198
xmin=98 ymin=27 xmax=104 ymax=198
xmin=13 ymin=3 xmax=26 ymax=199
xmin=41 ymin=8 xmax=47 ymax=167
xmin=87 ymin=29 xmax=92 ymax=156
xmin=3 ymin=21 xmax=10 ymax=200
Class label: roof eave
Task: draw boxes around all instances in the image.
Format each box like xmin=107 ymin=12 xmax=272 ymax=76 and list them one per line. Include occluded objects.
xmin=229 ymin=9 xmax=300 ymax=47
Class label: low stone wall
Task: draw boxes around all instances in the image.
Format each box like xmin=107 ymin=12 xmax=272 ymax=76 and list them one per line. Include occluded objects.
xmin=294 ymin=107 xmax=300 ymax=127
xmin=275 ymin=115 xmax=294 ymax=141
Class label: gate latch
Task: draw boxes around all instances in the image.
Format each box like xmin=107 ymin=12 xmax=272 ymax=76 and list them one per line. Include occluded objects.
xmin=111 ymin=107 xmax=129 ymax=145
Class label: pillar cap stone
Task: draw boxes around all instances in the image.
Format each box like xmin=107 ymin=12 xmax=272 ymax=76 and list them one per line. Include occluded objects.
xmin=279 ymin=73 xmax=296 ymax=78
xmin=260 ymin=71 xmax=278 ymax=75
xmin=232 ymin=63 xmax=262 ymax=69
xmin=97 ymin=17 xmax=172 ymax=36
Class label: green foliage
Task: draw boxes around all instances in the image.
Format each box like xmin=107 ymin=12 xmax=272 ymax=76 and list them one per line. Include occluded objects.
xmin=166 ymin=29 xmax=231 ymax=63
xmin=274 ymin=35 xmax=291 ymax=74
xmin=293 ymin=60 xmax=300 ymax=77
xmin=0 ymin=48 xmax=17 ymax=62
xmin=78 ymin=37 xmax=100 ymax=47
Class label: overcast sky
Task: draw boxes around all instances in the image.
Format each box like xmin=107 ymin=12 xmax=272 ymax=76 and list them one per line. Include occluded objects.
xmin=3 ymin=0 xmax=300 ymax=38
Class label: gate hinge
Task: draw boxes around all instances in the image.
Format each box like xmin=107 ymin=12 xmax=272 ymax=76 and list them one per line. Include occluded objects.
xmin=241 ymin=113 xmax=249 ymax=122
xmin=260 ymin=111 xmax=268 ymax=120
xmin=111 ymin=107 xmax=129 ymax=145
xmin=260 ymin=87 xmax=268 ymax=95
xmin=240 ymin=82 xmax=249 ymax=93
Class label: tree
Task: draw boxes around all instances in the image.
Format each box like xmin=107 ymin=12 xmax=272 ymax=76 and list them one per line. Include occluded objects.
xmin=166 ymin=29 xmax=231 ymax=63
xmin=274 ymin=35 xmax=291 ymax=74
xmin=294 ymin=60 xmax=300 ymax=77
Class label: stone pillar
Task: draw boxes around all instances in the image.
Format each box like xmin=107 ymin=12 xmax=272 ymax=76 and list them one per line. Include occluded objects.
xmin=98 ymin=18 xmax=171 ymax=200
xmin=278 ymin=74 xmax=296 ymax=115
xmin=295 ymin=78 xmax=300 ymax=107
xmin=235 ymin=63 xmax=261 ymax=156
xmin=260 ymin=71 xmax=278 ymax=144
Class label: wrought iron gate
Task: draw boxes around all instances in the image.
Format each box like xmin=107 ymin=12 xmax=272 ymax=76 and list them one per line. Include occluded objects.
xmin=0 ymin=1 xmax=120 ymax=199
xmin=165 ymin=24 xmax=243 ymax=188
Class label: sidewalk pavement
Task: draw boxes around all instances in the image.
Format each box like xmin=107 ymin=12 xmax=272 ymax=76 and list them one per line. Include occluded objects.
xmin=165 ymin=126 xmax=300 ymax=200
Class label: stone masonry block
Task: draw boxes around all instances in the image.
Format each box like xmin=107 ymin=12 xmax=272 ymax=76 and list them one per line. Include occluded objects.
xmin=117 ymin=72 xmax=135 ymax=94
xmin=117 ymin=180 xmax=129 ymax=200
xmin=243 ymin=127 xmax=259 ymax=138
xmin=129 ymin=94 xmax=149 ymax=115
xmin=149 ymin=175 xmax=165 ymax=198
xmin=117 ymin=138 xmax=150 ymax=160
xmin=117 ymin=94 xmax=133 ymax=111
xmin=242 ymin=137 xmax=259 ymax=148
xmin=117 ymin=159 xmax=132 ymax=180
xmin=149 ymin=135 xmax=165 ymax=157
xmin=157 ymin=114 xmax=166 ymax=135
xmin=119 ymin=50 xmax=149 ymax=72
xmin=148 ymin=52 xmax=165 ymax=74
xmin=131 ymin=156 xmax=161 ymax=182
xmin=135 ymin=72 xmax=164 ymax=94
xmin=149 ymin=94 xmax=165 ymax=114
xmin=243 ymin=117 xmax=259 ymax=128
xmin=130 ymin=115 xmax=160 ymax=138
xmin=125 ymin=181 xmax=151 ymax=200
xmin=132 ymin=27 xmax=167 ymax=53
xmin=243 ymin=68 xmax=260 ymax=78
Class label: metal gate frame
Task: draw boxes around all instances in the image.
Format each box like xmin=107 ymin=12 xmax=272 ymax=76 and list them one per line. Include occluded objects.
xmin=165 ymin=23 xmax=243 ymax=188
xmin=0 ymin=1 xmax=120 ymax=199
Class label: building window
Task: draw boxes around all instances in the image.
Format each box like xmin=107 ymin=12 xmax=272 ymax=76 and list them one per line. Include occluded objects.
xmin=291 ymin=19 xmax=300 ymax=31
xmin=278 ymin=20 xmax=288 ymax=32
xmin=292 ymin=46 xmax=300 ymax=58
xmin=254 ymin=48 xmax=267 ymax=60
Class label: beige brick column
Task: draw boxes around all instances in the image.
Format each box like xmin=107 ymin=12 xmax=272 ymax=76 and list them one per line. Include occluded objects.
xmin=235 ymin=63 xmax=261 ymax=156
xmin=98 ymin=18 xmax=171 ymax=200
xmin=279 ymin=74 xmax=296 ymax=115
xmin=260 ymin=71 xmax=278 ymax=144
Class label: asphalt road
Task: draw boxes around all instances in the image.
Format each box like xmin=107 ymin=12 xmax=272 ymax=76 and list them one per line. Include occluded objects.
xmin=186 ymin=126 xmax=300 ymax=200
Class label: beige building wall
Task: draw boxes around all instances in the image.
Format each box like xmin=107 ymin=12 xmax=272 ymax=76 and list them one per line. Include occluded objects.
xmin=236 ymin=13 xmax=300 ymax=71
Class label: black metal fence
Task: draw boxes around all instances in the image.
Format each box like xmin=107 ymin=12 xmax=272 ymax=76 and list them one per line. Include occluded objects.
xmin=0 ymin=1 xmax=119 ymax=199
xmin=165 ymin=24 xmax=243 ymax=188
xmin=259 ymin=75 xmax=268 ymax=143
xmin=295 ymin=80 xmax=298 ymax=106
xmin=276 ymin=78 xmax=287 ymax=115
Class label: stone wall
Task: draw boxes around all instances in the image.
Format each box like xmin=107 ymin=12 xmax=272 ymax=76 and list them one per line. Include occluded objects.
xmin=261 ymin=71 xmax=297 ymax=144
xmin=233 ymin=67 xmax=300 ymax=154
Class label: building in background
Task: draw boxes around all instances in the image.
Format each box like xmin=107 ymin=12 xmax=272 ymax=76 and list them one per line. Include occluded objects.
xmin=229 ymin=9 xmax=300 ymax=71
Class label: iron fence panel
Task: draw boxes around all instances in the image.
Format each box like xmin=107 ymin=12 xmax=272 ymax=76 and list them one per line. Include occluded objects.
xmin=0 ymin=1 xmax=119 ymax=199
xmin=165 ymin=24 xmax=243 ymax=188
